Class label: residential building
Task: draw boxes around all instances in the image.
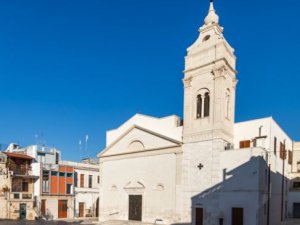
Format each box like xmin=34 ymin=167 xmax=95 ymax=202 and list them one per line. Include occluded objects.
xmin=0 ymin=151 xmax=38 ymax=220
xmin=61 ymin=159 xmax=100 ymax=218
xmin=7 ymin=144 xmax=75 ymax=220
xmin=98 ymin=2 xmax=300 ymax=225
xmin=289 ymin=142 xmax=300 ymax=218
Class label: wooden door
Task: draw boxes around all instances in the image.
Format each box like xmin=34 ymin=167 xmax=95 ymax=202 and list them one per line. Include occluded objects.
xmin=96 ymin=198 xmax=99 ymax=217
xmin=294 ymin=203 xmax=300 ymax=218
xmin=58 ymin=200 xmax=68 ymax=218
xmin=41 ymin=200 xmax=46 ymax=216
xmin=79 ymin=202 xmax=85 ymax=217
xmin=195 ymin=208 xmax=203 ymax=225
xmin=232 ymin=208 xmax=243 ymax=225
xmin=128 ymin=195 xmax=142 ymax=221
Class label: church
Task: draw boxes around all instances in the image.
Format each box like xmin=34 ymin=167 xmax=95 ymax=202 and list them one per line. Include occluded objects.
xmin=98 ymin=2 xmax=300 ymax=225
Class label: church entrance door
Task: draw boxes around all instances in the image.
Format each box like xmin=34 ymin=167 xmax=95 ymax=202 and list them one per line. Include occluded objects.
xmin=195 ymin=208 xmax=203 ymax=225
xmin=128 ymin=195 xmax=142 ymax=221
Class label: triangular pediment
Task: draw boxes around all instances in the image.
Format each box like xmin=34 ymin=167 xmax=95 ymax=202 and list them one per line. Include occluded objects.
xmin=98 ymin=125 xmax=181 ymax=157
xmin=124 ymin=181 xmax=145 ymax=189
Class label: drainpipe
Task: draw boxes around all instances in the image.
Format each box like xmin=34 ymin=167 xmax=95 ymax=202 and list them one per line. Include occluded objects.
xmin=281 ymin=140 xmax=286 ymax=221
xmin=267 ymin=163 xmax=271 ymax=225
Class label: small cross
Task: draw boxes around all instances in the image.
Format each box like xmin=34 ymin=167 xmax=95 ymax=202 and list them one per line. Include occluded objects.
xmin=197 ymin=163 xmax=204 ymax=170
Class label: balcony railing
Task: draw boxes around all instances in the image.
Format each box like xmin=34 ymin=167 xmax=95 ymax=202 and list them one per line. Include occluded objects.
xmin=10 ymin=168 xmax=33 ymax=176
xmin=9 ymin=192 xmax=33 ymax=200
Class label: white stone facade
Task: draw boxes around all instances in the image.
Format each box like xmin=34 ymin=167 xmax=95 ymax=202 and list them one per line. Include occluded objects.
xmin=98 ymin=2 xmax=300 ymax=225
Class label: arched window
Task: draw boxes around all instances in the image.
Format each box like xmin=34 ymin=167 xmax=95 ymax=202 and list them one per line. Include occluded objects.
xmin=128 ymin=141 xmax=144 ymax=152
xmin=204 ymin=92 xmax=210 ymax=117
xmin=196 ymin=95 xmax=202 ymax=119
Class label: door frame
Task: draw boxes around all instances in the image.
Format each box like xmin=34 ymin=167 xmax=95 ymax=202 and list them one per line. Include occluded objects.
xmin=128 ymin=195 xmax=143 ymax=221
xmin=293 ymin=203 xmax=300 ymax=218
xmin=19 ymin=203 xmax=27 ymax=220
xmin=79 ymin=202 xmax=85 ymax=218
xmin=58 ymin=200 xmax=68 ymax=219
xmin=41 ymin=199 xmax=46 ymax=216
xmin=195 ymin=207 xmax=203 ymax=225
xmin=232 ymin=207 xmax=244 ymax=225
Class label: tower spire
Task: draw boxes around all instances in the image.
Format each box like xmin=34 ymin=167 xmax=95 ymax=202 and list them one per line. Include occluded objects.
xmin=204 ymin=0 xmax=219 ymax=25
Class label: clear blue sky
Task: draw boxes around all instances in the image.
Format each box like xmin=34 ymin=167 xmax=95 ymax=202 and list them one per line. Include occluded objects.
xmin=0 ymin=0 xmax=299 ymax=161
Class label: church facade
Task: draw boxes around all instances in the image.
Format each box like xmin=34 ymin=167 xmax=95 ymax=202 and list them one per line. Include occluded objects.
xmin=98 ymin=2 xmax=300 ymax=225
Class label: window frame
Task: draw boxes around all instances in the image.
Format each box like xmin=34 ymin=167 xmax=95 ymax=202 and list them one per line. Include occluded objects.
xmin=88 ymin=175 xmax=93 ymax=188
xmin=80 ymin=174 xmax=84 ymax=188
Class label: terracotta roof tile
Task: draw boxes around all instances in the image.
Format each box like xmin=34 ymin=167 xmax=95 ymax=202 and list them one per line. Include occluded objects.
xmin=4 ymin=152 xmax=34 ymax=160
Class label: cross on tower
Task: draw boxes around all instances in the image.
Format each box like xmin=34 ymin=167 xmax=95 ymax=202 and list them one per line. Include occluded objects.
xmin=197 ymin=163 xmax=204 ymax=170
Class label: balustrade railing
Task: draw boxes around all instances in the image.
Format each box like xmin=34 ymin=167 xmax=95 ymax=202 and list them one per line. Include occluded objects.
xmin=9 ymin=192 xmax=33 ymax=200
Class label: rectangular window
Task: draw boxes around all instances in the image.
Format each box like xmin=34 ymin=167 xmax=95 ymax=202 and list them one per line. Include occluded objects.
xmin=97 ymin=176 xmax=100 ymax=184
xmin=59 ymin=172 xmax=65 ymax=177
xmin=80 ymin=174 xmax=84 ymax=188
xmin=274 ymin=137 xmax=277 ymax=155
xmin=232 ymin=208 xmax=244 ymax=225
xmin=66 ymin=184 xmax=72 ymax=194
xmin=74 ymin=172 xmax=78 ymax=187
xmin=280 ymin=142 xmax=286 ymax=160
xmin=67 ymin=173 xmax=73 ymax=178
xmin=288 ymin=151 xmax=293 ymax=165
xmin=51 ymin=171 xmax=58 ymax=176
xmin=13 ymin=193 xmax=20 ymax=199
xmin=55 ymin=152 xmax=59 ymax=164
xmin=240 ymin=140 xmax=251 ymax=149
xmin=293 ymin=182 xmax=300 ymax=189
xmin=89 ymin=175 xmax=93 ymax=188
xmin=22 ymin=182 xmax=29 ymax=192
xmin=42 ymin=171 xmax=50 ymax=193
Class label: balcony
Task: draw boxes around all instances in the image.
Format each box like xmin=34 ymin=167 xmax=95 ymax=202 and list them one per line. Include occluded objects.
xmin=8 ymin=163 xmax=32 ymax=175
xmin=9 ymin=168 xmax=38 ymax=180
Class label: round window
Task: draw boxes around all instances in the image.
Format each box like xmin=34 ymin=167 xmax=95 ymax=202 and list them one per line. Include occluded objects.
xmin=203 ymin=35 xmax=211 ymax=42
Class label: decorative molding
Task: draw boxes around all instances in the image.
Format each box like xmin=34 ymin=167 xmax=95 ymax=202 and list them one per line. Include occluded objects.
xmin=183 ymin=77 xmax=193 ymax=88
xmin=213 ymin=66 xmax=228 ymax=79
xmin=232 ymin=78 xmax=238 ymax=90
xmin=124 ymin=181 xmax=145 ymax=195
xmin=184 ymin=57 xmax=236 ymax=75
xmin=99 ymin=124 xmax=182 ymax=157
xmin=183 ymin=128 xmax=233 ymax=143
xmin=100 ymin=146 xmax=182 ymax=162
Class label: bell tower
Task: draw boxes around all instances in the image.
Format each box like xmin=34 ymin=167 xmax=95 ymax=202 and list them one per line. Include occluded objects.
xmin=183 ymin=0 xmax=237 ymax=145
xmin=180 ymin=1 xmax=238 ymax=224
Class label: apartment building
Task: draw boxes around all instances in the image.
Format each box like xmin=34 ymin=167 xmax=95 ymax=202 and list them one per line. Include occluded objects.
xmin=0 ymin=151 xmax=38 ymax=220
xmin=61 ymin=159 xmax=100 ymax=218
xmin=7 ymin=144 xmax=75 ymax=220
xmin=40 ymin=163 xmax=74 ymax=219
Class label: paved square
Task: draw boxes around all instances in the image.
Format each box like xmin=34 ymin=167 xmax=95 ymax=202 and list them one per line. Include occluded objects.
xmin=0 ymin=220 xmax=94 ymax=225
